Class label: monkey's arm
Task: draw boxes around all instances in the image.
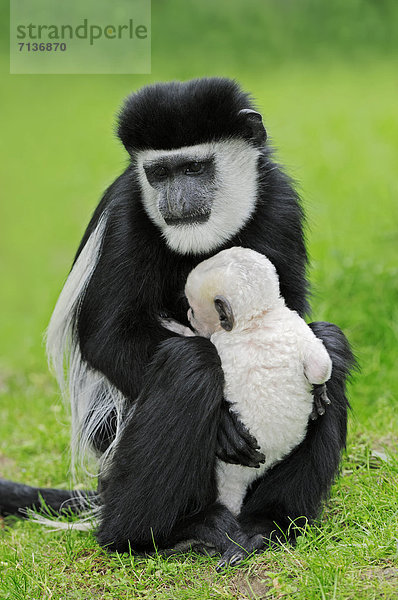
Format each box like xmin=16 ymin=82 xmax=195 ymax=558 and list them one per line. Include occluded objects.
xmin=97 ymin=336 xmax=224 ymax=551
xmin=216 ymin=401 xmax=265 ymax=467
xmin=76 ymin=206 xmax=182 ymax=403
xmin=302 ymin=334 xmax=333 ymax=419
xmin=159 ymin=317 xmax=265 ymax=467
xmin=303 ymin=334 xmax=333 ymax=420
xmin=303 ymin=335 xmax=333 ymax=385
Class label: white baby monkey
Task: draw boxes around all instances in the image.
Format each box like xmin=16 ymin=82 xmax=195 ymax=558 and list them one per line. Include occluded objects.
xmin=178 ymin=246 xmax=333 ymax=516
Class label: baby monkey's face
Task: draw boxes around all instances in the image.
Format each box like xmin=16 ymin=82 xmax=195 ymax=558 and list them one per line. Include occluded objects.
xmin=186 ymin=294 xmax=219 ymax=338
xmin=185 ymin=267 xmax=236 ymax=337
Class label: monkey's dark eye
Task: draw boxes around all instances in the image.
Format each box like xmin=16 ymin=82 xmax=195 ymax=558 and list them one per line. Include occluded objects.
xmin=185 ymin=162 xmax=204 ymax=175
xmin=143 ymin=163 xmax=169 ymax=183
xmin=153 ymin=165 xmax=168 ymax=178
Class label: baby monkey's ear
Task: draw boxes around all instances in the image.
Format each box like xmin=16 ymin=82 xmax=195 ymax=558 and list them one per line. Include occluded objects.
xmin=214 ymin=295 xmax=234 ymax=331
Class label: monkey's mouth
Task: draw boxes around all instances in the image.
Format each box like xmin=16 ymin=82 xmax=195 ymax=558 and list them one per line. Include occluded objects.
xmin=164 ymin=213 xmax=211 ymax=226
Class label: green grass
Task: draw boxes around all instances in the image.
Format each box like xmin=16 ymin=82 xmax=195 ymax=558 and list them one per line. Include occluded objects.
xmin=1 ymin=3 xmax=398 ymax=596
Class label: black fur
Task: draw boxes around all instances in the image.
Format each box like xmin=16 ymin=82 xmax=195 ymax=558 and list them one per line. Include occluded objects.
xmin=0 ymin=478 xmax=96 ymax=517
xmin=98 ymin=336 xmax=224 ymax=551
xmin=0 ymin=78 xmax=353 ymax=564
xmin=117 ymin=78 xmax=258 ymax=153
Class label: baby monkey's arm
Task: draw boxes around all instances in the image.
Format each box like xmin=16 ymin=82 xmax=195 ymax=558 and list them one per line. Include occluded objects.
xmin=303 ymin=334 xmax=333 ymax=419
xmin=159 ymin=317 xmax=196 ymax=337
xmin=304 ymin=336 xmax=333 ymax=385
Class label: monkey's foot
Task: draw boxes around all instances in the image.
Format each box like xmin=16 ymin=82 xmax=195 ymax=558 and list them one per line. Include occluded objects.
xmin=216 ymin=534 xmax=264 ymax=571
xmin=310 ymin=383 xmax=331 ymax=420
xmin=217 ymin=401 xmax=265 ymax=468
xmin=159 ymin=541 xmax=218 ymax=558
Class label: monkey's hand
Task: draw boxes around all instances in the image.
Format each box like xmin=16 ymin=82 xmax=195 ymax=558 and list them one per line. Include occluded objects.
xmin=310 ymin=383 xmax=331 ymax=420
xmin=159 ymin=317 xmax=196 ymax=337
xmin=217 ymin=400 xmax=265 ymax=468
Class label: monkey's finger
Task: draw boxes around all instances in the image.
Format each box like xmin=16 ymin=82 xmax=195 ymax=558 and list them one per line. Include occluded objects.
xmin=310 ymin=399 xmax=324 ymax=420
xmin=216 ymin=544 xmax=246 ymax=572
xmin=216 ymin=424 xmax=265 ymax=468
xmin=310 ymin=383 xmax=332 ymax=420
xmin=217 ymin=425 xmax=265 ymax=468
xmin=218 ymin=404 xmax=265 ymax=466
xmin=221 ymin=402 xmax=260 ymax=448
xmin=216 ymin=551 xmax=245 ymax=572
xmin=221 ymin=438 xmax=265 ymax=467
xmin=321 ymin=389 xmax=332 ymax=405
xmin=216 ymin=426 xmax=249 ymax=464
xmin=216 ymin=533 xmax=263 ymax=571
xmin=216 ymin=432 xmax=265 ymax=468
xmin=216 ymin=427 xmax=241 ymax=465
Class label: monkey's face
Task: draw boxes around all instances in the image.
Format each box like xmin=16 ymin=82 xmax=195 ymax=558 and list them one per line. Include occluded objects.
xmin=142 ymin=154 xmax=216 ymax=226
xmin=185 ymin=265 xmax=236 ymax=336
xmin=185 ymin=247 xmax=282 ymax=335
xmin=119 ymin=79 xmax=268 ymax=255
xmin=186 ymin=297 xmax=219 ymax=338
xmin=136 ymin=139 xmax=261 ymax=255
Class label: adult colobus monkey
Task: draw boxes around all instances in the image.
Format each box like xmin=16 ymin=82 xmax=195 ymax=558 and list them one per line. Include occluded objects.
xmin=0 ymin=79 xmax=354 ymax=565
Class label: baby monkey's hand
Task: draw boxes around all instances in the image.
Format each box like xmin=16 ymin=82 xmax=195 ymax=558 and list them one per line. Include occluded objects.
xmin=310 ymin=383 xmax=331 ymax=420
xmin=159 ymin=317 xmax=196 ymax=337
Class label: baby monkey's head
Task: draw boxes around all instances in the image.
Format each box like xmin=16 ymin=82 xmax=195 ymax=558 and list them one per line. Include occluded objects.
xmin=185 ymin=246 xmax=282 ymax=337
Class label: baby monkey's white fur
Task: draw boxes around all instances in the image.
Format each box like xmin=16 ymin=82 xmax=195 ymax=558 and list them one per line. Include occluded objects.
xmin=175 ymin=247 xmax=332 ymax=516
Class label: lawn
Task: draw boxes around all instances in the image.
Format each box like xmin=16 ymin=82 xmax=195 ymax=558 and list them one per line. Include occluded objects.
xmin=1 ymin=2 xmax=398 ymax=597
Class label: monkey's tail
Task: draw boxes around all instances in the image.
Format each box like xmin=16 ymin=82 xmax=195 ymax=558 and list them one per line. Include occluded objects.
xmin=0 ymin=478 xmax=99 ymax=524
